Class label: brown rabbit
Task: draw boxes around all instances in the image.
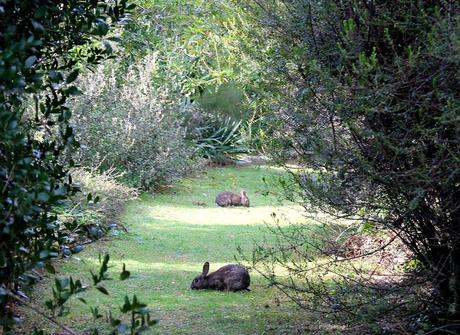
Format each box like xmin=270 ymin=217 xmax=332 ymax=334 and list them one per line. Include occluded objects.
xmin=215 ymin=189 xmax=250 ymax=207
xmin=190 ymin=262 xmax=250 ymax=291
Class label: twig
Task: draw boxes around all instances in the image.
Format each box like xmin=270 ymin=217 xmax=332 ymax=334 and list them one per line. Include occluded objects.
xmin=2 ymin=165 xmax=15 ymax=194
xmin=6 ymin=290 xmax=79 ymax=335
xmin=421 ymin=323 xmax=460 ymax=335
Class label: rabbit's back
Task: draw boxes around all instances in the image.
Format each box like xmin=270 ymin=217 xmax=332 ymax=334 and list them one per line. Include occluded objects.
xmin=216 ymin=192 xmax=241 ymax=207
xmin=208 ymin=264 xmax=250 ymax=291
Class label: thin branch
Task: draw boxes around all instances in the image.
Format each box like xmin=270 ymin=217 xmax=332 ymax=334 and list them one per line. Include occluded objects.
xmin=6 ymin=291 xmax=79 ymax=335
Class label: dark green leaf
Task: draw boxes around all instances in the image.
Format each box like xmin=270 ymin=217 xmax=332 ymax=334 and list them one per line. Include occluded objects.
xmin=95 ymin=285 xmax=109 ymax=295
xmin=120 ymin=263 xmax=130 ymax=280
xmin=44 ymin=261 xmax=56 ymax=274
xmin=66 ymin=86 xmax=82 ymax=95
xmin=66 ymin=69 xmax=79 ymax=84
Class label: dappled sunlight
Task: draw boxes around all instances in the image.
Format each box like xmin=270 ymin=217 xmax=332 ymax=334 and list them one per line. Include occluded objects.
xmin=135 ymin=204 xmax=306 ymax=227
xmin=28 ymin=166 xmax=314 ymax=334
xmin=68 ymin=254 xmax=292 ymax=280
xmin=257 ymin=163 xmax=302 ymax=171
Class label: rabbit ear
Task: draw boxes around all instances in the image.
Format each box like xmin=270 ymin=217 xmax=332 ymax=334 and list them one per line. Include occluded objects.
xmin=202 ymin=262 xmax=210 ymax=276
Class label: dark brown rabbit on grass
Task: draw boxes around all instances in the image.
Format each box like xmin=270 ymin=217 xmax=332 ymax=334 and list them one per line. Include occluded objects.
xmin=190 ymin=262 xmax=250 ymax=291
xmin=215 ymin=189 xmax=250 ymax=207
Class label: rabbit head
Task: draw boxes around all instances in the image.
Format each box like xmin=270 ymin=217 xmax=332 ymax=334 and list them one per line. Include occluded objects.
xmin=190 ymin=262 xmax=210 ymax=289
xmin=240 ymin=189 xmax=250 ymax=207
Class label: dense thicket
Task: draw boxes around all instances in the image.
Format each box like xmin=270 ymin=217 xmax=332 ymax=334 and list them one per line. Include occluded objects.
xmin=244 ymin=0 xmax=460 ymax=323
xmin=0 ymin=0 xmax=130 ymax=326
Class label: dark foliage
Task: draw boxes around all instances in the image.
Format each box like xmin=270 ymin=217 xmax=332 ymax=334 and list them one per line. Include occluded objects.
xmin=0 ymin=0 xmax=132 ymax=330
xmin=245 ymin=0 xmax=460 ymax=327
xmin=11 ymin=254 xmax=156 ymax=335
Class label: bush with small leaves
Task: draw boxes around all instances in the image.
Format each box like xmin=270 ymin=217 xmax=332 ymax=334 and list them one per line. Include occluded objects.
xmin=243 ymin=0 xmax=460 ymax=329
xmin=0 ymin=0 xmax=142 ymax=332
xmin=71 ymin=55 xmax=201 ymax=191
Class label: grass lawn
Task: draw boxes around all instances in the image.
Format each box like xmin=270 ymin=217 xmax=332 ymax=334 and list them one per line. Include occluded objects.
xmin=18 ymin=165 xmax=322 ymax=334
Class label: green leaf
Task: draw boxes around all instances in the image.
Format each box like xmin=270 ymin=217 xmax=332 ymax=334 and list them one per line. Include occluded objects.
xmin=37 ymin=192 xmax=50 ymax=202
xmin=102 ymin=40 xmax=113 ymax=54
xmin=39 ymin=250 xmax=49 ymax=260
xmin=44 ymin=261 xmax=56 ymax=274
xmin=95 ymin=285 xmax=109 ymax=295
xmin=48 ymin=70 xmax=63 ymax=83
xmin=91 ymin=306 xmax=102 ymax=320
xmin=45 ymin=300 xmax=54 ymax=310
xmin=120 ymin=263 xmax=130 ymax=281
xmin=66 ymin=69 xmax=79 ymax=84
xmin=66 ymin=86 xmax=82 ymax=95
xmin=148 ymin=319 xmax=159 ymax=326
xmin=57 ymin=278 xmax=70 ymax=290
xmin=25 ymin=56 xmax=37 ymax=69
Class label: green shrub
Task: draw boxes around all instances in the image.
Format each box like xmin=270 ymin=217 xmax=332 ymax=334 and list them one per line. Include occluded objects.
xmin=71 ymin=55 xmax=201 ymax=190
xmin=57 ymin=167 xmax=138 ymax=242
xmin=0 ymin=0 xmax=140 ymax=331
xmin=244 ymin=0 xmax=460 ymax=325
xmin=192 ymin=116 xmax=248 ymax=163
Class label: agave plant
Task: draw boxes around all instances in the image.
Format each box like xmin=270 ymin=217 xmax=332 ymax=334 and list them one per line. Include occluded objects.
xmin=194 ymin=118 xmax=248 ymax=162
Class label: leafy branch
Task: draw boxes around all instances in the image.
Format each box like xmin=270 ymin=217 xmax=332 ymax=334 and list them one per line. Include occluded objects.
xmin=2 ymin=254 xmax=155 ymax=335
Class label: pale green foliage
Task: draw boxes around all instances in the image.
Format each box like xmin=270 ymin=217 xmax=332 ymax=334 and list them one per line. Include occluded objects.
xmin=71 ymin=54 xmax=199 ymax=190
xmin=66 ymin=167 xmax=139 ymax=227
xmin=125 ymin=0 xmax=257 ymax=97
xmin=122 ymin=0 xmax=270 ymax=151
